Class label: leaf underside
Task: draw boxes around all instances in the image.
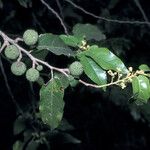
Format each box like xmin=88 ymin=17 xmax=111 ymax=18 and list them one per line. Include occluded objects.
xmin=39 ymin=78 xmax=65 ymax=130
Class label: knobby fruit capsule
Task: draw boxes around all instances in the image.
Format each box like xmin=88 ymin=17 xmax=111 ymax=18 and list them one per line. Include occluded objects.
xmin=69 ymin=79 xmax=79 ymax=87
xmin=68 ymin=75 xmax=78 ymax=87
xmin=26 ymin=68 xmax=40 ymax=82
xmin=11 ymin=61 xmax=27 ymax=76
xmin=69 ymin=61 xmax=83 ymax=77
xmin=4 ymin=45 xmax=20 ymax=60
xmin=23 ymin=29 xmax=38 ymax=46
xmin=36 ymin=65 xmax=43 ymax=71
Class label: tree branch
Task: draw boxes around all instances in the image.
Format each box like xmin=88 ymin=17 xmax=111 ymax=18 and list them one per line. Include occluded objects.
xmin=134 ymin=0 xmax=149 ymax=22
xmin=40 ymin=0 xmax=68 ymax=34
xmin=56 ymin=0 xmax=64 ymax=19
xmin=0 ymin=30 xmax=69 ymax=77
xmin=65 ymin=0 xmax=150 ymax=26
xmin=0 ymin=56 xmax=23 ymax=114
xmin=79 ymin=70 xmax=147 ymax=89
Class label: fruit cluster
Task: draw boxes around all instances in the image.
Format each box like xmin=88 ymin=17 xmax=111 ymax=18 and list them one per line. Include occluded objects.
xmin=1 ymin=29 xmax=84 ymax=86
xmin=3 ymin=29 xmax=41 ymax=82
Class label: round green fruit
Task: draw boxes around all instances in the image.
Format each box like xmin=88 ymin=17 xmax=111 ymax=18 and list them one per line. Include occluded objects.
xmin=26 ymin=68 xmax=40 ymax=82
xmin=36 ymin=65 xmax=43 ymax=71
xmin=67 ymin=75 xmax=79 ymax=87
xmin=69 ymin=61 xmax=83 ymax=76
xmin=4 ymin=45 xmax=20 ymax=60
xmin=68 ymin=75 xmax=74 ymax=82
xmin=23 ymin=29 xmax=38 ymax=46
xmin=70 ymin=79 xmax=79 ymax=87
xmin=11 ymin=61 xmax=27 ymax=76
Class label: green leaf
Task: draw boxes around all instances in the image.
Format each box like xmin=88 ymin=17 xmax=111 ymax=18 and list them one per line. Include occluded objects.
xmin=17 ymin=0 xmax=27 ymax=8
xmin=139 ymin=64 xmax=150 ymax=71
xmin=25 ymin=139 xmax=39 ymax=150
xmin=13 ymin=141 xmax=23 ymax=150
xmin=99 ymin=37 xmax=131 ymax=56
xmin=13 ymin=116 xmax=26 ymax=135
xmin=54 ymin=73 xmax=70 ymax=89
xmin=0 ymin=0 xmax=3 ymax=8
xmin=84 ymin=45 xmax=128 ymax=74
xmin=57 ymin=119 xmax=74 ymax=131
xmin=39 ymin=78 xmax=65 ymax=130
xmin=73 ymin=23 xmax=106 ymax=41
xmin=31 ymin=49 xmax=48 ymax=61
xmin=139 ymin=102 xmax=150 ymax=123
xmin=108 ymin=0 xmax=119 ymax=9
xmin=17 ymin=0 xmax=32 ymax=8
xmin=59 ymin=133 xmax=81 ymax=144
xmin=36 ymin=77 xmax=45 ymax=86
xmin=23 ymin=130 xmax=33 ymax=144
xmin=79 ymin=56 xmax=107 ymax=91
xmin=59 ymin=35 xmax=82 ymax=47
xmin=132 ymin=75 xmax=150 ymax=105
xmin=37 ymin=33 xmax=75 ymax=57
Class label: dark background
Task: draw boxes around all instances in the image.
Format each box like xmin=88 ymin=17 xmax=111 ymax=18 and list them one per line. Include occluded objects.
xmin=0 ymin=0 xmax=150 ymax=149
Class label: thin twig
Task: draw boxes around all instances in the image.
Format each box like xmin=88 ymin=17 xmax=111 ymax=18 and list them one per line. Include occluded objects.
xmin=14 ymin=37 xmax=23 ymax=43
xmin=56 ymin=0 xmax=64 ymax=19
xmin=40 ymin=0 xmax=68 ymax=34
xmin=134 ymin=0 xmax=149 ymax=22
xmin=79 ymin=70 xmax=145 ymax=89
xmin=0 ymin=41 xmax=9 ymax=53
xmin=65 ymin=0 xmax=150 ymax=26
xmin=32 ymin=13 xmax=45 ymax=32
xmin=29 ymin=82 xmax=36 ymax=114
xmin=0 ymin=56 xmax=23 ymax=114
